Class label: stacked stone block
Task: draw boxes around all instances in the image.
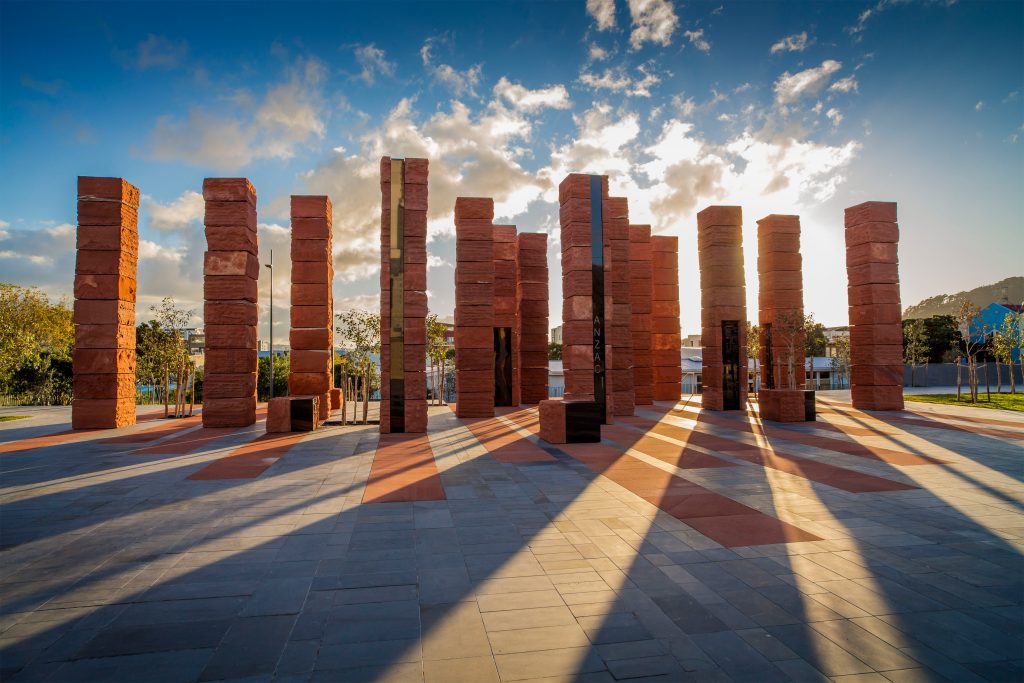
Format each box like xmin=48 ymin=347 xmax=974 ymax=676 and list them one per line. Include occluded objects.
xmin=494 ymin=224 xmax=519 ymax=406
xmin=757 ymin=215 xmax=805 ymax=390
xmin=289 ymin=195 xmax=334 ymax=422
xmin=845 ymin=201 xmax=904 ymax=410
xmin=72 ymin=177 xmax=139 ymax=429
xmin=558 ymin=173 xmax=608 ymax=406
xmin=203 ymin=178 xmax=259 ymax=427
xmin=697 ymin=206 xmax=747 ymax=410
xmin=629 ymin=226 xmax=654 ymax=405
xmin=454 ymin=197 xmax=495 ymax=418
xmin=380 ymin=157 xmax=428 ymax=433
xmin=651 ymin=236 xmax=682 ymax=401
xmin=605 ymin=197 xmax=634 ymax=417
xmin=516 ymin=232 xmax=549 ymax=404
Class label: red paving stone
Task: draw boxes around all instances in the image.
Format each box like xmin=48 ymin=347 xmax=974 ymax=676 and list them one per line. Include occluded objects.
xmin=601 ymin=424 xmax=734 ymax=470
xmin=0 ymin=429 xmax=94 ymax=454
xmin=668 ymin=404 xmax=947 ymax=466
xmin=818 ymin=400 xmax=1024 ymax=440
xmin=363 ymin=433 xmax=445 ymax=503
xmin=621 ymin=415 xmax=917 ymax=493
xmin=461 ymin=414 xmax=555 ymax=463
xmin=102 ymin=414 xmax=203 ymax=444
xmin=0 ymin=409 xmax=204 ymax=454
xmin=187 ymin=431 xmax=307 ymax=480
xmin=557 ymin=440 xmax=820 ymax=547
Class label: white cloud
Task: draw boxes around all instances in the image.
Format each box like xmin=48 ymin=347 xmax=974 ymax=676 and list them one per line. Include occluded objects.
xmin=684 ymin=29 xmax=711 ymax=53
xmin=627 ymin=0 xmax=679 ymax=49
xmin=587 ymin=0 xmax=617 ymax=30
xmin=829 ymin=75 xmax=859 ymax=93
xmin=134 ymin=34 xmax=189 ymax=70
xmin=589 ymin=44 xmax=609 ymax=62
xmin=427 ymin=254 xmax=449 ymax=270
xmin=420 ymin=37 xmax=483 ymax=96
xmin=493 ymin=77 xmax=571 ymax=113
xmin=769 ymin=31 xmax=810 ymax=54
xmin=354 ymin=43 xmax=396 ymax=84
xmin=975 ymin=100 xmax=985 ymax=111
xmin=150 ymin=57 xmax=326 ymax=170
xmin=774 ymin=59 xmax=842 ymax=105
xmin=144 ymin=191 xmax=204 ymax=231
xmin=578 ymin=62 xmax=662 ymax=97
xmin=826 ymin=107 xmax=843 ymax=125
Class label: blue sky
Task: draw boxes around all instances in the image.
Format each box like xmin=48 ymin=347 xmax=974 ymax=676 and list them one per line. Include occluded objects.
xmin=1 ymin=0 xmax=1021 ymax=341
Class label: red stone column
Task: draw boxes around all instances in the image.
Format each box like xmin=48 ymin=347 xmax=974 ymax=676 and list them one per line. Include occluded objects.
xmin=516 ymin=232 xmax=548 ymax=404
xmin=494 ymin=224 xmax=519 ymax=407
xmin=558 ymin=173 xmax=607 ymax=405
xmin=289 ymin=195 xmax=333 ymax=422
xmin=72 ymin=177 xmax=139 ymax=429
xmin=454 ymin=197 xmax=495 ymax=418
xmin=697 ymin=206 xmax=747 ymax=410
xmin=629 ymin=225 xmax=653 ymax=405
xmin=756 ymin=215 xmax=804 ymax=390
xmin=202 ymin=178 xmax=259 ymax=427
xmin=845 ymin=201 xmax=903 ymax=410
xmin=605 ymin=197 xmax=634 ymax=417
xmin=651 ymin=236 xmax=682 ymax=401
xmin=380 ymin=157 xmax=428 ymax=433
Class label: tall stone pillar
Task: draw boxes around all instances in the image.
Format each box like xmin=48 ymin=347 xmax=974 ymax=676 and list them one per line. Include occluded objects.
xmin=697 ymin=206 xmax=747 ymax=411
xmin=289 ymin=196 xmax=334 ymax=422
xmin=559 ymin=173 xmax=609 ymax=417
xmin=494 ymin=224 xmax=518 ymax=407
xmin=756 ymin=215 xmax=804 ymax=390
xmin=651 ymin=236 xmax=682 ymax=401
xmin=516 ymin=233 xmax=549 ymax=405
xmin=202 ymin=178 xmax=259 ymax=427
xmin=845 ymin=201 xmax=903 ymax=410
xmin=605 ymin=198 xmax=634 ymax=417
xmin=380 ymin=157 xmax=428 ymax=433
xmin=454 ymin=197 xmax=495 ymax=418
xmin=72 ymin=177 xmax=139 ymax=429
xmin=629 ymin=226 xmax=653 ymax=405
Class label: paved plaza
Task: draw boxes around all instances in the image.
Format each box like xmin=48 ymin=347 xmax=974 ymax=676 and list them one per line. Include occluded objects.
xmin=1 ymin=394 xmax=1022 ymax=682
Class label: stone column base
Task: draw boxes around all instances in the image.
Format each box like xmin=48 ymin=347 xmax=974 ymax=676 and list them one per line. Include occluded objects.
xmin=759 ymin=388 xmax=815 ymax=422
xmin=539 ymin=400 xmax=602 ymax=443
xmin=267 ymin=396 xmax=321 ymax=433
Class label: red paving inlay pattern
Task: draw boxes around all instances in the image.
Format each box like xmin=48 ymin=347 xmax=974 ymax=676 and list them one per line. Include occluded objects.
xmin=618 ymin=416 xmax=917 ymax=493
xmin=462 ymin=409 xmax=555 ymax=463
xmin=187 ymin=431 xmax=307 ymax=480
xmin=666 ymin=405 xmax=946 ymax=466
xmin=363 ymin=433 xmax=445 ymax=504
xmin=494 ymin=406 xmax=818 ymax=547
xmin=131 ymin=408 xmax=268 ymax=455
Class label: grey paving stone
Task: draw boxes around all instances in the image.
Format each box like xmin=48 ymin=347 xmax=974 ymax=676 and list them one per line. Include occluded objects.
xmin=315 ymin=639 xmax=420 ymax=669
xmin=76 ymin=619 xmax=231 ymax=658
xmin=493 ymin=646 xmax=606 ymax=681
xmin=240 ymin=577 xmax=311 ymax=616
xmin=197 ymin=614 xmax=296 ymax=680
xmin=423 ymin=655 xmax=499 ymax=683
xmin=690 ymin=630 xmax=790 ymax=683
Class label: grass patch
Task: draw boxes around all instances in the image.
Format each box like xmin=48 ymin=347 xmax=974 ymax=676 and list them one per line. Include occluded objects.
xmin=905 ymin=393 xmax=1024 ymax=412
xmin=0 ymin=415 xmax=31 ymax=422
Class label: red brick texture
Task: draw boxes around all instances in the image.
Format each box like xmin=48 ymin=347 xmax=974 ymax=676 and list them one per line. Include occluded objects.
xmin=516 ymin=233 xmax=549 ymax=405
xmin=380 ymin=157 xmax=428 ymax=433
xmin=697 ymin=206 xmax=747 ymax=411
xmin=629 ymin=226 xmax=654 ymax=406
xmin=289 ymin=195 xmax=334 ymax=423
xmin=845 ymin=201 xmax=904 ymax=411
xmin=454 ymin=197 xmax=495 ymax=418
xmin=203 ymin=178 xmax=258 ymax=427
xmin=605 ymin=198 xmax=634 ymax=417
xmin=72 ymin=177 xmax=139 ymax=429
xmin=756 ymin=214 xmax=805 ymax=392
xmin=651 ymin=236 xmax=682 ymax=402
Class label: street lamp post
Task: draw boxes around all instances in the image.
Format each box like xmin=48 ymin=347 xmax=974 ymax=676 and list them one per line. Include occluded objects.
xmin=265 ymin=250 xmax=274 ymax=399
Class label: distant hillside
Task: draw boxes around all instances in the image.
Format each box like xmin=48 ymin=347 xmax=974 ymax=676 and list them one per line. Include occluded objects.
xmin=903 ymin=276 xmax=1024 ymax=320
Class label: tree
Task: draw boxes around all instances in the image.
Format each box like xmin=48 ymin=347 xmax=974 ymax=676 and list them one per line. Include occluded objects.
xmin=954 ymin=298 xmax=986 ymax=403
xmin=335 ymin=309 xmax=381 ymax=424
xmin=426 ymin=314 xmax=449 ymax=405
xmin=992 ymin=308 xmax=1022 ymax=395
xmin=150 ymin=297 xmax=193 ymax=417
xmin=257 ymin=354 xmax=289 ymax=401
xmin=548 ymin=342 xmax=562 ymax=360
xmin=903 ymin=319 xmax=929 ymax=387
xmin=746 ymin=322 xmax=760 ymax=395
xmin=773 ymin=310 xmax=810 ymax=389
xmin=830 ymin=334 xmax=851 ymax=389
xmin=0 ymin=283 xmax=74 ymax=405
xmin=923 ymin=315 xmax=961 ymax=364
xmin=804 ymin=317 xmax=827 ymax=389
